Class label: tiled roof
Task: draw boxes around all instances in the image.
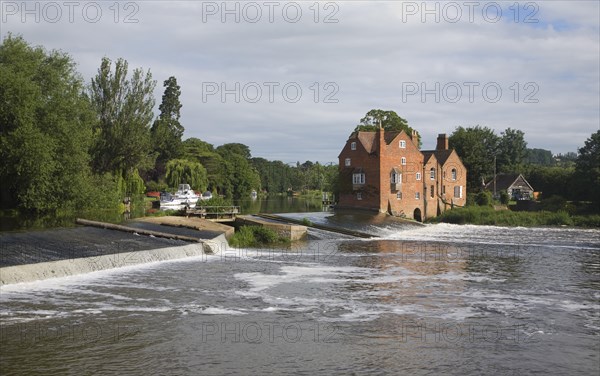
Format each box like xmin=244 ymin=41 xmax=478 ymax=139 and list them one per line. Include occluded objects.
xmin=357 ymin=132 xmax=378 ymax=153
xmin=484 ymin=173 xmax=533 ymax=191
xmin=421 ymin=149 xmax=454 ymax=165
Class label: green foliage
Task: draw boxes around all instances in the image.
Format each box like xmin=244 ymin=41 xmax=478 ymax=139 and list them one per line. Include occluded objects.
xmin=228 ymin=225 xmax=288 ymax=247
xmin=572 ymin=215 xmax=600 ymax=228
xmin=539 ymin=195 xmax=567 ymax=212
xmin=429 ymin=206 xmax=581 ymax=227
xmin=144 ymin=209 xmax=180 ymax=217
xmin=165 ymin=159 xmax=208 ymax=191
xmin=497 ymin=128 xmax=528 ymax=173
xmin=526 ymin=148 xmax=554 ymax=166
xmin=145 ymin=180 xmax=169 ymax=192
xmin=219 ymin=152 xmax=261 ymax=199
xmin=526 ymin=166 xmax=574 ymax=200
xmin=449 ymin=126 xmax=500 ymax=191
xmin=151 ymin=76 xmax=184 ymax=171
xmin=252 ymin=226 xmax=279 ymax=243
xmin=574 ymin=130 xmax=600 ymax=205
xmin=354 ymin=109 xmax=421 ymax=147
xmin=216 ymin=143 xmax=252 ymax=159
xmin=301 ymin=218 xmax=313 ymax=226
xmin=555 ymin=152 xmax=577 ymax=167
xmin=125 ymin=169 xmax=146 ymax=195
xmin=475 ymin=191 xmax=493 ymax=206
xmin=89 ymin=57 xmax=156 ymax=174
xmin=0 ymin=34 xmax=118 ymax=212
xmin=200 ymin=196 xmax=233 ymax=207
xmin=499 ymin=190 xmax=510 ymax=205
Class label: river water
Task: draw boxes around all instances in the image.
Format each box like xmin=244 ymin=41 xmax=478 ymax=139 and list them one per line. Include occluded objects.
xmin=1 ymin=212 xmax=599 ymax=375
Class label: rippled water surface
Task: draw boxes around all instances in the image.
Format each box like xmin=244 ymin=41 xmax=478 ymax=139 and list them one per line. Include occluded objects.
xmin=1 ymin=216 xmax=599 ymax=375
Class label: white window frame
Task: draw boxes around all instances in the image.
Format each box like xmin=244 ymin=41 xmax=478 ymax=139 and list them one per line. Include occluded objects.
xmin=357 ymin=192 xmax=362 ymax=200
xmin=416 ymin=172 xmax=421 ymax=181
xmin=415 ymin=192 xmax=420 ymax=200
xmin=351 ymin=142 xmax=356 ymax=150
xmin=396 ymin=192 xmax=402 ymax=200
xmin=451 ymin=168 xmax=457 ymax=181
xmin=401 ymin=157 xmax=406 ymax=165
xmin=352 ymin=173 xmax=365 ymax=185
xmin=454 ymin=185 xmax=463 ymax=199
xmin=390 ymin=171 xmax=401 ymax=184
xmin=430 ymin=168 xmax=435 ymax=180
xmin=399 ymin=140 xmax=406 ymax=148
xmin=345 ymin=158 xmax=351 ymax=167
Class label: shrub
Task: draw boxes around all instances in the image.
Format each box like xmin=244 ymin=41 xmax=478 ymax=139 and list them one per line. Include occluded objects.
xmin=572 ymin=215 xmax=600 ymax=228
xmin=499 ymin=190 xmax=510 ymax=205
xmin=228 ymin=225 xmax=288 ymax=247
xmin=252 ymin=226 xmax=279 ymax=243
xmin=539 ymin=195 xmax=567 ymax=212
xmin=475 ymin=191 xmax=493 ymax=206
xmin=301 ymin=217 xmax=313 ymax=226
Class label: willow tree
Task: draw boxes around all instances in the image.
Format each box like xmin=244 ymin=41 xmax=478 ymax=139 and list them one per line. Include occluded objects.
xmin=165 ymin=159 xmax=208 ymax=191
xmin=89 ymin=57 xmax=156 ymax=194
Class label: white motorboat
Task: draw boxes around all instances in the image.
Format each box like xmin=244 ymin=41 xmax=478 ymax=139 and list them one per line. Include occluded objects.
xmin=159 ymin=184 xmax=200 ymax=210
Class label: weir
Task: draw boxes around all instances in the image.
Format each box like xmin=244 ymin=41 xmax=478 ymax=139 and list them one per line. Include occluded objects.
xmin=255 ymin=213 xmax=376 ymax=238
xmin=0 ymin=216 xmax=232 ymax=285
xmin=0 ymin=234 xmax=227 ymax=285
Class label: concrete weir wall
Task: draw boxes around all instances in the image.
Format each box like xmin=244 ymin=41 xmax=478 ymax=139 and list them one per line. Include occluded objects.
xmin=0 ymin=234 xmax=228 ymax=286
xmin=235 ymin=215 xmax=307 ymax=241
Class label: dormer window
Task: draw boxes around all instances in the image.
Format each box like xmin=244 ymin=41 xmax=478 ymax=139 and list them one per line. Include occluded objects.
xmin=401 ymin=157 xmax=406 ymax=165
xmin=399 ymin=140 xmax=406 ymax=148
xmin=345 ymin=158 xmax=351 ymax=167
xmin=351 ymin=142 xmax=356 ymax=150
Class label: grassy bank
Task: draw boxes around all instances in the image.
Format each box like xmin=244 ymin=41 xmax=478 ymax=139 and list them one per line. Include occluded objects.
xmin=228 ymin=225 xmax=291 ymax=248
xmin=428 ymin=206 xmax=600 ymax=228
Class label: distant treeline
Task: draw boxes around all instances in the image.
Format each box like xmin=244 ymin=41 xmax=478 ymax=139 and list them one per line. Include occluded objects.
xmin=0 ymin=35 xmax=336 ymax=214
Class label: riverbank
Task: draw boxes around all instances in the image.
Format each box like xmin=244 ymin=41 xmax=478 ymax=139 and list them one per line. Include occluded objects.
xmin=428 ymin=206 xmax=600 ymax=228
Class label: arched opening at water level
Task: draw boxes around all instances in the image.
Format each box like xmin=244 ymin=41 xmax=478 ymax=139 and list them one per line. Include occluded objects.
xmin=413 ymin=208 xmax=422 ymax=222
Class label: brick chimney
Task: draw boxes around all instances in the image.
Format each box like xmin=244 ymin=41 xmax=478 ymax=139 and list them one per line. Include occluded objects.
xmin=436 ymin=134 xmax=448 ymax=150
xmin=411 ymin=130 xmax=420 ymax=148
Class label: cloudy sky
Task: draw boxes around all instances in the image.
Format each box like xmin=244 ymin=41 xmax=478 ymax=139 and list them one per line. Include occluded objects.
xmin=2 ymin=0 xmax=599 ymax=163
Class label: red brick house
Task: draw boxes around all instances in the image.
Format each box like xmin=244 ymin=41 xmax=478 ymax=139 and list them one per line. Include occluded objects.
xmin=337 ymin=129 xmax=467 ymax=221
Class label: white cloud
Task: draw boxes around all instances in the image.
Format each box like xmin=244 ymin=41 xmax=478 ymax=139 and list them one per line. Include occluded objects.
xmin=2 ymin=0 xmax=598 ymax=162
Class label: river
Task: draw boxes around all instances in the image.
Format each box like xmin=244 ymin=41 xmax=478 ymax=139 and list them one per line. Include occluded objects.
xmin=1 ymin=212 xmax=599 ymax=375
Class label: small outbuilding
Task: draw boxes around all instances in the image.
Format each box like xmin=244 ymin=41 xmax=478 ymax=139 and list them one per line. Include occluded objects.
xmin=485 ymin=173 xmax=534 ymax=200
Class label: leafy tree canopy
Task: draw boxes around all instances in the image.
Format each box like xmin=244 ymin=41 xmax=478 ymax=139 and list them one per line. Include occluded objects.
xmin=89 ymin=57 xmax=156 ymax=175
xmin=354 ymin=109 xmax=420 ymax=147
xmin=216 ymin=143 xmax=252 ymax=159
xmin=449 ymin=125 xmax=500 ymax=191
xmin=0 ymin=34 xmax=109 ymax=211
xmin=165 ymin=159 xmax=208 ymax=192
xmin=574 ymin=130 xmax=600 ymax=203
xmin=151 ymin=76 xmax=184 ymax=167
xmin=497 ymin=127 xmax=528 ymax=173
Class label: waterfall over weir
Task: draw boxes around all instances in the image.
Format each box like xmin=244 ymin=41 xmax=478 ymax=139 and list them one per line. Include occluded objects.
xmin=0 ymin=224 xmax=228 ymax=285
